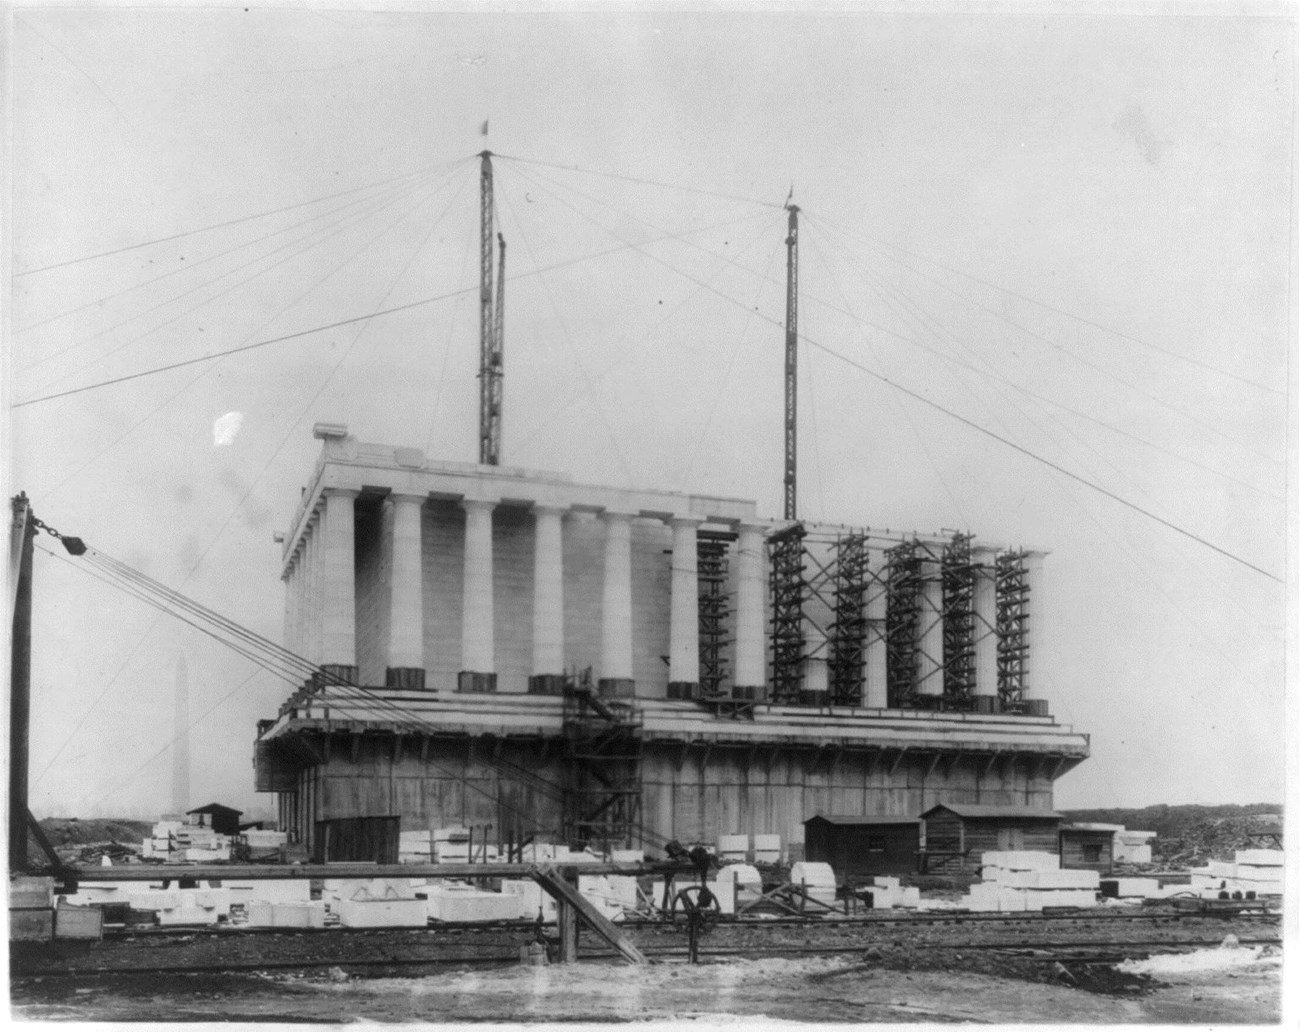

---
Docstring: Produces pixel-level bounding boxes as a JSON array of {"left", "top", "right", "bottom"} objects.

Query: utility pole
[
  {"left": 783, "top": 199, "right": 800, "bottom": 521},
  {"left": 9, "top": 493, "right": 35, "bottom": 872},
  {"left": 478, "top": 150, "right": 503, "bottom": 466}
]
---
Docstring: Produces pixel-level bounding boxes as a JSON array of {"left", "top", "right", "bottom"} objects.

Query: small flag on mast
[{"left": 480, "top": 119, "right": 489, "bottom": 137}]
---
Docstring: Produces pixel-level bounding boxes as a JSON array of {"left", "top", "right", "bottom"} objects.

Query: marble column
[
  {"left": 1022, "top": 551, "right": 1048, "bottom": 715},
  {"left": 864, "top": 564, "right": 889, "bottom": 708},
  {"left": 972, "top": 545, "right": 1000, "bottom": 712},
  {"left": 459, "top": 498, "right": 497, "bottom": 692},
  {"left": 733, "top": 521, "right": 768, "bottom": 700},
  {"left": 667, "top": 515, "right": 703, "bottom": 695},
  {"left": 386, "top": 493, "right": 426, "bottom": 689},
  {"left": 915, "top": 557, "right": 944, "bottom": 701},
  {"left": 319, "top": 488, "right": 358, "bottom": 682},
  {"left": 599, "top": 510, "right": 635, "bottom": 697},
  {"left": 529, "top": 504, "right": 566, "bottom": 695}
]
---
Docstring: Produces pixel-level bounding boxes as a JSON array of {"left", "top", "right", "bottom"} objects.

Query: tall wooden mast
[{"left": 783, "top": 199, "right": 800, "bottom": 521}]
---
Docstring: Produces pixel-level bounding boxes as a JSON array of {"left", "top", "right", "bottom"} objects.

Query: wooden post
[
  {"left": 557, "top": 865, "right": 579, "bottom": 962},
  {"left": 9, "top": 496, "right": 35, "bottom": 873}
]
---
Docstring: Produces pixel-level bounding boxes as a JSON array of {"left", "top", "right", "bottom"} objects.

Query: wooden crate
[
  {"left": 9, "top": 908, "right": 54, "bottom": 941},
  {"left": 9, "top": 876, "right": 54, "bottom": 910},
  {"left": 55, "top": 903, "right": 104, "bottom": 940}
]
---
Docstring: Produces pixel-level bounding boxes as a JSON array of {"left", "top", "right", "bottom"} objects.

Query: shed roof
[
  {"left": 805, "top": 813, "right": 921, "bottom": 827},
  {"left": 920, "top": 804, "right": 1062, "bottom": 821},
  {"left": 187, "top": 803, "right": 244, "bottom": 816}
]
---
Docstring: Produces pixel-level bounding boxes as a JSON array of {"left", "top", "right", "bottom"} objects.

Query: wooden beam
[
  {"left": 349, "top": 733, "right": 360, "bottom": 764},
  {"left": 827, "top": 746, "right": 843, "bottom": 776},
  {"left": 674, "top": 740, "right": 691, "bottom": 774},
  {"left": 888, "top": 746, "right": 908, "bottom": 777},
  {"left": 321, "top": 734, "right": 331, "bottom": 764},
  {"left": 392, "top": 734, "right": 402, "bottom": 764},
  {"left": 419, "top": 736, "right": 429, "bottom": 763},
  {"left": 1049, "top": 755, "right": 1066, "bottom": 780},
  {"left": 944, "top": 752, "right": 960, "bottom": 778},
  {"left": 982, "top": 751, "right": 1000, "bottom": 778},
  {"left": 923, "top": 751, "right": 941, "bottom": 781}
]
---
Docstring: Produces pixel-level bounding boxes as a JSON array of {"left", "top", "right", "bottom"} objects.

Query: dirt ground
[{"left": 10, "top": 950, "right": 1281, "bottom": 1025}]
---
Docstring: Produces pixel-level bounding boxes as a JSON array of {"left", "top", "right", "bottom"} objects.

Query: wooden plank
[{"left": 528, "top": 865, "right": 648, "bottom": 964}]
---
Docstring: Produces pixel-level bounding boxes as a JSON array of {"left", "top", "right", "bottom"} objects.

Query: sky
[{"left": 3, "top": 2, "right": 1294, "bottom": 820}]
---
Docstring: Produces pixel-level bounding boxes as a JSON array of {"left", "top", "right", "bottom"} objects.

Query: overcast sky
[{"left": 4, "top": 2, "right": 1294, "bottom": 820}]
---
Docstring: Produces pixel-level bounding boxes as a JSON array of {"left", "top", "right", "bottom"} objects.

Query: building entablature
[{"left": 258, "top": 689, "right": 1090, "bottom": 760}]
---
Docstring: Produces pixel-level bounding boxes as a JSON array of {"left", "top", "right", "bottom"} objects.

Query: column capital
[
  {"left": 321, "top": 487, "right": 360, "bottom": 500},
  {"left": 388, "top": 491, "right": 427, "bottom": 506},
  {"left": 461, "top": 496, "right": 498, "bottom": 514},
  {"left": 668, "top": 513, "right": 706, "bottom": 530},
  {"left": 736, "top": 519, "right": 769, "bottom": 536},
  {"left": 531, "top": 502, "right": 568, "bottom": 518},
  {"left": 601, "top": 508, "right": 637, "bottom": 522}
]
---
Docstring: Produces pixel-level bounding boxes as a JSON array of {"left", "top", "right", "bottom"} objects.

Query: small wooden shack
[
  {"left": 919, "top": 803, "right": 1063, "bottom": 872},
  {"left": 1059, "top": 824, "right": 1117, "bottom": 874},
  {"left": 803, "top": 814, "right": 921, "bottom": 882},
  {"left": 186, "top": 803, "right": 243, "bottom": 837}
]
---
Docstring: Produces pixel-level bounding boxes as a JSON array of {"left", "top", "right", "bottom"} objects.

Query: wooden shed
[
  {"left": 1059, "top": 824, "right": 1117, "bottom": 874},
  {"left": 919, "top": 804, "right": 1063, "bottom": 872},
  {"left": 803, "top": 814, "right": 921, "bottom": 882},
  {"left": 186, "top": 803, "right": 243, "bottom": 837}
]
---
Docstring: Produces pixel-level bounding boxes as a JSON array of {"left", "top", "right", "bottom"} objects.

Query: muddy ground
[{"left": 10, "top": 951, "right": 1282, "bottom": 1024}]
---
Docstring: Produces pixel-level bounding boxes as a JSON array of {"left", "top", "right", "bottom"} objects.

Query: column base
[
  {"left": 528, "top": 674, "right": 566, "bottom": 696},
  {"left": 732, "top": 685, "right": 768, "bottom": 702},
  {"left": 1022, "top": 698, "right": 1050, "bottom": 717},
  {"left": 798, "top": 688, "right": 831, "bottom": 707},
  {"left": 458, "top": 671, "right": 498, "bottom": 693},
  {"left": 597, "top": 677, "right": 636, "bottom": 699},
  {"left": 319, "top": 664, "right": 358, "bottom": 685},
  {"left": 385, "top": 667, "right": 426, "bottom": 690},
  {"left": 911, "top": 694, "right": 943, "bottom": 711},
  {"left": 971, "top": 694, "right": 998, "bottom": 713},
  {"left": 667, "top": 681, "right": 699, "bottom": 701}
]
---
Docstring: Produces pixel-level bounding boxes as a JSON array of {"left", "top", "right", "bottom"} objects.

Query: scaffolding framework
[
  {"left": 768, "top": 523, "right": 807, "bottom": 704},
  {"left": 829, "top": 534, "right": 868, "bottom": 706},
  {"left": 562, "top": 669, "right": 644, "bottom": 850},
  {"left": 941, "top": 533, "right": 977, "bottom": 704},
  {"left": 995, "top": 551, "right": 1029, "bottom": 710},
  {"left": 697, "top": 535, "right": 732, "bottom": 699},
  {"left": 885, "top": 540, "right": 922, "bottom": 708}
]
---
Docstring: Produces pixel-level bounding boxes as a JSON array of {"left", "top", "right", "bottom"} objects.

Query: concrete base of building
[
  {"left": 527, "top": 674, "right": 566, "bottom": 696},
  {"left": 667, "top": 681, "right": 700, "bottom": 701},
  {"left": 799, "top": 689, "right": 831, "bottom": 707},
  {"left": 319, "top": 664, "right": 359, "bottom": 685},
  {"left": 385, "top": 667, "right": 426, "bottom": 690},
  {"left": 598, "top": 677, "right": 636, "bottom": 699},
  {"left": 457, "top": 671, "right": 498, "bottom": 693}
]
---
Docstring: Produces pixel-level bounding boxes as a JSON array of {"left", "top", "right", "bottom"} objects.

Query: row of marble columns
[{"left": 283, "top": 489, "right": 770, "bottom": 696}]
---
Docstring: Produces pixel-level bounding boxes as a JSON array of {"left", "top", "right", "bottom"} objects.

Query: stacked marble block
[
  {"left": 962, "top": 851, "right": 1099, "bottom": 912},
  {"left": 400, "top": 830, "right": 432, "bottom": 864},
  {"left": 323, "top": 877, "right": 426, "bottom": 928},
  {"left": 1189, "top": 849, "right": 1284, "bottom": 898},
  {"left": 864, "top": 876, "right": 921, "bottom": 910},
  {"left": 231, "top": 879, "right": 325, "bottom": 928}
]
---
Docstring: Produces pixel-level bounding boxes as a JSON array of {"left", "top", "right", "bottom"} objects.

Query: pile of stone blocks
[
  {"left": 332, "top": 878, "right": 426, "bottom": 928},
  {"left": 717, "top": 835, "right": 749, "bottom": 862},
  {"left": 241, "top": 829, "right": 288, "bottom": 860},
  {"left": 753, "top": 834, "right": 782, "bottom": 864},
  {"left": 424, "top": 883, "right": 523, "bottom": 922},
  {"left": 863, "top": 876, "right": 920, "bottom": 910},
  {"left": 501, "top": 878, "right": 558, "bottom": 921},
  {"left": 399, "top": 830, "right": 432, "bottom": 864},
  {"left": 1189, "top": 849, "right": 1283, "bottom": 898},
  {"left": 717, "top": 864, "right": 763, "bottom": 908},
  {"left": 1099, "top": 877, "right": 1162, "bottom": 899},
  {"left": 961, "top": 852, "right": 1098, "bottom": 912},
  {"left": 246, "top": 901, "right": 326, "bottom": 928},
  {"left": 432, "top": 827, "right": 470, "bottom": 863}
]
